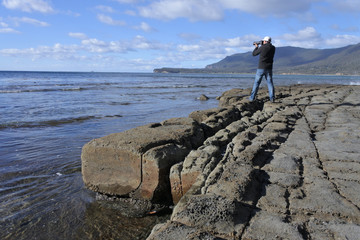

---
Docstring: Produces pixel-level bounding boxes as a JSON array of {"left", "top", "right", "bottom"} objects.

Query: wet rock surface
[{"left": 147, "top": 85, "right": 360, "bottom": 239}]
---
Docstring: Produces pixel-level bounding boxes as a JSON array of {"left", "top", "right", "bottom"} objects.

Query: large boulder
[{"left": 81, "top": 117, "right": 204, "bottom": 203}]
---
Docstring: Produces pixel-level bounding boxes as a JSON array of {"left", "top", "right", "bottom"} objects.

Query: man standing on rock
[{"left": 249, "top": 36, "right": 276, "bottom": 102}]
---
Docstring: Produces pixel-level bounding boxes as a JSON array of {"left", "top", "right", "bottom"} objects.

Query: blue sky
[{"left": 0, "top": 0, "right": 359, "bottom": 72}]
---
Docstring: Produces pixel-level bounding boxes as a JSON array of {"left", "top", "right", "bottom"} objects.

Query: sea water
[{"left": 1, "top": 71, "right": 359, "bottom": 239}]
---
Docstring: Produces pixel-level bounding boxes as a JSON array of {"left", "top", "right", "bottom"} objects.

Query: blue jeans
[{"left": 249, "top": 68, "right": 275, "bottom": 101}]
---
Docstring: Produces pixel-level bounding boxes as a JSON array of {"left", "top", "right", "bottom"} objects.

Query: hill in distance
[{"left": 154, "top": 43, "right": 360, "bottom": 75}]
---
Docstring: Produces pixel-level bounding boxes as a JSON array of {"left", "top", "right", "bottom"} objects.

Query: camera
[{"left": 253, "top": 41, "right": 262, "bottom": 45}]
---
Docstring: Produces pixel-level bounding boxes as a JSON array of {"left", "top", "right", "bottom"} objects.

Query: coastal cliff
[{"left": 81, "top": 84, "right": 360, "bottom": 239}]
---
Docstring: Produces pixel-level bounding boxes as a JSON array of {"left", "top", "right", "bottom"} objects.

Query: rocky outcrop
[
  {"left": 147, "top": 85, "right": 360, "bottom": 239},
  {"left": 81, "top": 117, "right": 204, "bottom": 203},
  {"left": 81, "top": 84, "right": 360, "bottom": 239},
  {"left": 82, "top": 100, "right": 249, "bottom": 204}
]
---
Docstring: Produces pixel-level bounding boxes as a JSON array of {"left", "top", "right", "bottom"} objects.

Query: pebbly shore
[{"left": 82, "top": 84, "right": 360, "bottom": 239}]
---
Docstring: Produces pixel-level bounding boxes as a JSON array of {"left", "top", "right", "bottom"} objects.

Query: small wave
[
  {"left": 0, "top": 89, "right": 57, "bottom": 93},
  {"left": 62, "top": 87, "right": 86, "bottom": 91},
  {"left": 40, "top": 116, "right": 100, "bottom": 126},
  {"left": 132, "top": 84, "right": 208, "bottom": 89},
  {"left": 350, "top": 81, "right": 360, "bottom": 85},
  {"left": 0, "top": 87, "right": 87, "bottom": 94},
  {"left": 104, "top": 114, "right": 123, "bottom": 118},
  {"left": 108, "top": 102, "right": 131, "bottom": 106},
  {"left": 1, "top": 114, "right": 123, "bottom": 129},
  {"left": 1, "top": 116, "right": 98, "bottom": 129},
  {"left": 172, "top": 84, "right": 208, "bottom": 88},
  {"left": 0, "top": 90, "right": 23, "bottom": 93}
]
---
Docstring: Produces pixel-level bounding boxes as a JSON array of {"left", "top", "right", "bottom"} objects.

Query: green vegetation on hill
[{"left": 154, "top": 43, "right": 360, "bottom": 75}]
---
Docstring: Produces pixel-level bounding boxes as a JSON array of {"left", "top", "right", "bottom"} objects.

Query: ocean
[{"left": 1, "top": 71, "right": 359, "bottom": 239}]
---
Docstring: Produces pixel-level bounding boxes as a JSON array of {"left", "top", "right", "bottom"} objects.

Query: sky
[{"left": 0, "top": 0, "right": 359, "bottom": 72}]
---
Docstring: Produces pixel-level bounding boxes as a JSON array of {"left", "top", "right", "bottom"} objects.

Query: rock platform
[{"left": 81, "top": 84, "right": 360, "bottom": 239}]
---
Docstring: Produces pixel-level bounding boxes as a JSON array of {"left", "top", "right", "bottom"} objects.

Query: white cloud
[
  {"left": 114, "top": 0, "right": 139, "bottom": 3},
  {"left": 331, "top": 24, "right": 359, "bottom": 32},
  {"left": 0, "top": 19, "right": 8, "bottom": 27},
  {"left": 0, "top": 35, "right": 168, "bottom": 61},
  {"left": 0, "top": 27, "right": 20, "bottom": 33},
  {"left": 81, "top": 38, "right": 109, "bottom": 53},
  {"left": 69, "top": 32, "right": 88, "bottom": 40},
  {"left": 125, "top": 10, "right": 136, "bottom": 16},
  {"left": 325, "top": 35, "right": 360, "bottom": 48},
  {"left": 138, "top": 0, "right": 314, "bottom": 21},
  {"left": 80, "top": 35, "right": 166, "bottom": 54},
  {"left": 138, "top": 0, "right": 223, "bottom": 21},
  {"left": 282, "top": 27, "right": 321, "bottom": 41},
  {"left": 132, "top": 35, "right": 165, "bottom": 50},
  {"left": 219, "top": 0, "right": 313, "bottom": 16},
  {"left": 175, "top": 34, "right": 259, "bottom": 62},
  {"left": 97, "top": 14, "right": 126, "bottom": 26},
  {"left": 0, "top": 43, "right": 78, "bottom": 61},
  {"left": 134, "top": 22, "right": 155, "bottom": 32},
  {"left": 95, "top": 5, "right": 115, "bottom": 13},
  {"left": 276, "top": 26, "right": 360, "bottom": 49},
  {"left": 62, "top": 10, "right": 81, "bottom": 17},
  {"left": 0, "top": 17, "right": 19, "bottom": 33},
  {"left": 177, "top": 44, "right": 200, "bottom": 52},
  {"left": 280, "top": 27, "right": 323, "bottom": 48},
  {"left": 2, "top": 0, "right": 54, "bottom": 13},
  {"left": 6, "top": 34, "right": 249, "bottom": 67},
  {"left": 178, "top": 33, "right": 201, "bottom": 41},
  {"left": 10, "top": 17, "right": 50, "bottom": 27}
]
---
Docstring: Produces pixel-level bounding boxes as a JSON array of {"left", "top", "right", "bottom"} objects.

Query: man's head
[{"left": 262, "top": 36, "right": 271, "bottom": 43}]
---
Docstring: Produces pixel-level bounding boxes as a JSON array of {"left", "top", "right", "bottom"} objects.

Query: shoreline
[
  {"left": 81, "top": 84, "right": 360, "bottom": 239},
  {"left": 1, "top": 70, "right": 360, "bottom": 77}
]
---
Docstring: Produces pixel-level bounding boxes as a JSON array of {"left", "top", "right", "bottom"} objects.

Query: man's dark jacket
[{"left": 252, "top": 43, "right": 275, "bottom": 69}]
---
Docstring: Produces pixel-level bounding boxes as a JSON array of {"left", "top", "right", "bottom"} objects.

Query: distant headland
[{"left": 154, "top": 43, "right": 360, "bottom": 75}]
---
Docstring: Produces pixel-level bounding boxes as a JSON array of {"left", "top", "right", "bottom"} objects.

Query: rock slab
[
  {"left": 81, "top": 84, "right": 360, "bottom": 239},
  {"left": 147, "top": 85, "right": 360, "bottom": 239},
  {"left": 81, "top": 117, "right": 204, "bottom": 202}
]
